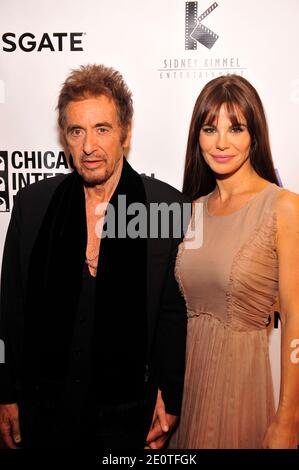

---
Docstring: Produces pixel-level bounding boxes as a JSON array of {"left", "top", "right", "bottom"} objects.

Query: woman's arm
[{"left": 263, "top": 190, "right": 299, "bottom": 448}]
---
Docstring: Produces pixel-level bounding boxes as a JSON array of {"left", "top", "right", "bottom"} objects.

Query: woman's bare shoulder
[{"left": 276, "top": 188, "right": 299, "bottom": 219}]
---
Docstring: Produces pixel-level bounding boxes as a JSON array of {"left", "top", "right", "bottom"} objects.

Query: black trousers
[{"left": 19, "top": 396, "right": 149, "bottom": 450}]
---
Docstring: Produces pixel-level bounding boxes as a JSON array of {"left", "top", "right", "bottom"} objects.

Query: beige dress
[{"left": 170, "top": 183, "right": 281, "bottom": 449}]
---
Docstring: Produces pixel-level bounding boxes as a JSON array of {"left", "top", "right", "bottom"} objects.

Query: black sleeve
[
  {"left": 0, "top": 192, "right": 24, "bottom": 403},
  {"left": 156, "top": 237, "right": 187, "bottom": 416}
]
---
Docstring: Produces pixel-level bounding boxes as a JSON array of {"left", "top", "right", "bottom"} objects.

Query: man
[{"left": 0, "top": 64, "right": 188, "bottom": 450}]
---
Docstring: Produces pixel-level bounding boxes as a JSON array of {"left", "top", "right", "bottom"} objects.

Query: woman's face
[{"left": 199, "top": 104, "right": 252, "bottom": 177}]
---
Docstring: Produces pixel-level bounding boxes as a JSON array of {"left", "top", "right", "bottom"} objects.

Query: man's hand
[
  {"left": 145, "top": 389, "right": 178, "bottom": 449},
  {"left": 0, "top": 403, "right": 21, "bottom": 449}
]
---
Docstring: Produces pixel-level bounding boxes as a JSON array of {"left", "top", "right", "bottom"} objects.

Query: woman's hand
[{"left": 262, "top": 418, "right": 298, "bottom": 449}]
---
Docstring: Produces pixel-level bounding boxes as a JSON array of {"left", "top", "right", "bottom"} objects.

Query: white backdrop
[{"left": 1, "top": 0, "right": 299, "bottom": 407}]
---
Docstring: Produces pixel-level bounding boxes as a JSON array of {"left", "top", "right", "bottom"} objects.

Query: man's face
[{"left": 64, "top": 95, "right": 131, "bottom": 185}]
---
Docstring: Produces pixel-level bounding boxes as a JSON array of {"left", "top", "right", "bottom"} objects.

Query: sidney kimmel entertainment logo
[
  {"left": 158, "top": 0, "right": 246, "bottom": 80},
  {"left": 185, "top": 1, "right": 219, "bottom": 50}
]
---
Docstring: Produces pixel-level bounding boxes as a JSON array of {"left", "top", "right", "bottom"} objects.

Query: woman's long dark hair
[{"left": 183, "top": 75, "right": 279, "bottom": 200}]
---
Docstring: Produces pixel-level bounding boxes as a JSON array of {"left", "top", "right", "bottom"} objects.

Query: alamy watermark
[
  {"left": 93, "top": 197, "right": 203, "bottom": 250},
  {"left": 0, "top": 339, "right": 4, "bottom": 363},
  {"left": 290, "top": 339, "right": 299, "bottom": 364}
]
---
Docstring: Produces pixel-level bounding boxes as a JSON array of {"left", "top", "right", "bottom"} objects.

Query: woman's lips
[{"left": 211, "top": 155, "right": 235, "bottom": 163}]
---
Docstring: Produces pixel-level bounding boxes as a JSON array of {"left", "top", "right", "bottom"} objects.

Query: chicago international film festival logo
[
  {"left": 185, "top": 1, "right": 219, "bottom": 50},
  {"left": 0, "top": 151, "right": 9, "bottom": 212}
]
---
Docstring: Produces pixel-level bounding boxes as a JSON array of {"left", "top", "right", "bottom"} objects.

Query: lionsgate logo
[
  {"left": 185, "top": 1, "right": 219, "bottom": 50},
  {"left": 1, "top": 32, "right": 85, "bottom": 52}
]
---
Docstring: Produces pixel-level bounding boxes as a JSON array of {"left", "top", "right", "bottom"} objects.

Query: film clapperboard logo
[
  {"left": 0, "top": 151, "right": 10, "bottom": 212},
  {"left": 185, "top": 2, "right": 219, "bottom": 50}
]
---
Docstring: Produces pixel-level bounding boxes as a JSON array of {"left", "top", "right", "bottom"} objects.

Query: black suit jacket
[{"left": 0, "top": 163, "right": 189, "bottom": 417}]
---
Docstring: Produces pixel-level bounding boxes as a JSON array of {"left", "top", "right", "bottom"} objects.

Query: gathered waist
[{"left": 187, "top": 309, "right": 270, "bottom": 333}]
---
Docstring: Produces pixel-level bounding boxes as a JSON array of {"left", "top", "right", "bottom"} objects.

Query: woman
[{"left": 170, "top": 75, "right": 299, "bottom": 448}]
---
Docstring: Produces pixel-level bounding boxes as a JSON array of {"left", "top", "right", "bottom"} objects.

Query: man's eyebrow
[
  {"left": 66, "top": 122, "right": 113, "bottom": 133},
  {"left": 94, "top": 122, "right": 113, "bottom": 129},
  {"left": 66, "top": 124, "right": 84, "bottom": 133}
]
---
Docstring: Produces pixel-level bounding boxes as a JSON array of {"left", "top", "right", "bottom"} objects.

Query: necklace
[
  {"left": 85, "top": 251, "right": 99, "bottom": 274},
  {"left": 85, "top": 258, "right": 98, "bottom": 274},
  {"left": 85, "top": 252, "right": 99, "bottom": 262}
]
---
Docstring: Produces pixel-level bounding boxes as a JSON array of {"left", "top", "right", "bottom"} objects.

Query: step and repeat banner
[{"left": 1, "top": 0, "right": 299, "bottom": 407}]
